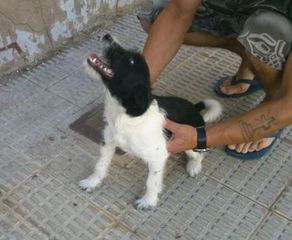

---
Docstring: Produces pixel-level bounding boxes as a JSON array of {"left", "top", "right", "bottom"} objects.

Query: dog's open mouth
[{"left": 87, "top": 53, "right": 114, "bottom": 79}]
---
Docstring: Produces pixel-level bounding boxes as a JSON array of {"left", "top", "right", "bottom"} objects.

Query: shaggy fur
[{"left": 79, "top": 34, "right": 222, "bottom": 210}]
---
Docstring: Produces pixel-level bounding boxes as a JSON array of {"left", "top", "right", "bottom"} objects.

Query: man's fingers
[
  {"left": 164, "top": 119, "right": 179, "bottom": 132},
  {"left": 166, "top": 140, "right": 179, "bottom": 155}
]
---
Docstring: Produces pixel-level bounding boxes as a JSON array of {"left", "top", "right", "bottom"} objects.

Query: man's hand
[{"left": 164, "top": 119, "right": 197, "bottom": 155}]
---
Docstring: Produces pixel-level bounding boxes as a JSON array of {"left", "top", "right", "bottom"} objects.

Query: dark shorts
[{"left": 138, "top": 1, "right": 292, "bottom": 70}]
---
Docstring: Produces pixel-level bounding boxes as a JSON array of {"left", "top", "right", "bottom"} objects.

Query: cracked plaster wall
[{"left": 0, "top": 0, "right": 137, "bottom": 75}]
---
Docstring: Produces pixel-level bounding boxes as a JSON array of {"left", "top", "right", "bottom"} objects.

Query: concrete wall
[{"left": 0, "top": 0, "right": 139, "bottom": 75}]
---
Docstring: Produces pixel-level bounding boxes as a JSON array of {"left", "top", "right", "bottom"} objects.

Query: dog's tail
[{"left": 195, "top": 99, "right": 223, "bottom": 123}]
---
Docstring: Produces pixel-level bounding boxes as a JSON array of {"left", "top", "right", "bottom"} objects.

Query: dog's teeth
[
  {"left": 93, "top": 58, "right": 97, "bottom": 63},
  {"left": 105, "top": 68, "right": 111, "bottom": 74}
]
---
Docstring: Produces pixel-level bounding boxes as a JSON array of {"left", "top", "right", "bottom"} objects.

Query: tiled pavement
[{"left": 0, "top": 13, "right": 291, "bottom": 240}]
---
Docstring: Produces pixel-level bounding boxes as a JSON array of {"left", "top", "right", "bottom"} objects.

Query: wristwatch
[{"left": 194, "top": 126, "right": 208, "bottom": 152}]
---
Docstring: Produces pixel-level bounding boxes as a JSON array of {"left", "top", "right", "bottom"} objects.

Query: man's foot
[
  {"left": 225, "top": 130, "right": 283, "bottom": 160},
  {"left": 227, "top": 137, "right": 275, "bottom": 154},
  {"left": 215, "top": 56, "right": 259, "bottom": 97},
  {"left": 220, "top": 76, "right": 253, "bottom": 95},
  {"left": 214, "top": 76, "right": 262, "bottom": 98}
]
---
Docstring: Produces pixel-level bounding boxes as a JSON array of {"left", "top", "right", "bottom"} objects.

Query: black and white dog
[{"left": 79, "top": 34, "right": 222, "bottom": 209}]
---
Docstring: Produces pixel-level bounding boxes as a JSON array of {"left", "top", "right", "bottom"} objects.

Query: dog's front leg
[
  {"left": 79, "top": 126, "right": 116, "bottom": 192},
  {"left": 135, "top": 156, "right": 167, "bottom": 210},
  {"left": 185, "top": 150, "right": 204, "bottom": 177}
]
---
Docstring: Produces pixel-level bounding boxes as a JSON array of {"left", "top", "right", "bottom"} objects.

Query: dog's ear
[{"left": 125, "top": 84, "right": 151, "bottom": 117}]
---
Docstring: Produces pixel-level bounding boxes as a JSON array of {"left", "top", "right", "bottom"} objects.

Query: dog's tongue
[
  {"left": 88, "top": 53, "right": 98, "bottom": 64},
  {"left": 89, "top": 53, "right": 97, "bottom": 60}
]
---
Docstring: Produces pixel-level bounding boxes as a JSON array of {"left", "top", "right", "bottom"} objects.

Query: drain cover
[{"left": 70, "top": 104, "right": 105, "bottom": 144}]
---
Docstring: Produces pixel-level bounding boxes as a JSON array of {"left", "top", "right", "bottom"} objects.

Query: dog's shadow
[{"left": 70, "top": 104, "right": 124, "bottom": 155}]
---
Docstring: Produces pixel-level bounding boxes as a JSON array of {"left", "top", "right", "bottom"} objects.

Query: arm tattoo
[{"left": 239, "top": 111, "right": 276, "bottom": 142}]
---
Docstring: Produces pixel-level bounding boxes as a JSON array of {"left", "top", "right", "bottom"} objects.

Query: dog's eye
[{"left": 130, "top": 58, "right": 135, "bottom": 65}]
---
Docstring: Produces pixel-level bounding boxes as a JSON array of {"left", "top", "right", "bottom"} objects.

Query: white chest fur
[{"left": 103, "top": 92, "right": 168, "bottom": 159}]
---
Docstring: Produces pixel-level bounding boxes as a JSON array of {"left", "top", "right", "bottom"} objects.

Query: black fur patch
[
  {"left": 103, "top": 42, "right": 151, "bottom": 116},
  {"left": 94, "top": 39, "right": 206, "bottom": 130}
]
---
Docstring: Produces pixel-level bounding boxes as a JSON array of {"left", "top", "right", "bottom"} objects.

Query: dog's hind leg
[
  {"left": 79, "top": 126, "right": 116, "bottom": 192},
  {"left": 185, "top": 150, "right": 204, "bottom": 177},
  {"left": 135, "top": 155, "right": 168, "bottom": 210}
]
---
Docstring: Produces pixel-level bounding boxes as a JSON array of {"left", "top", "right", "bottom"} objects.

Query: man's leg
[
  {"left": 139, "top": 14, "right": 255, "bottom": 95},
  {"left": 140, "top": 0, "right": 205, "bottom": 83},
  {"left": 184, "top": 32, "right": 256, "bottom": 95},
  {"left": 227, "top": 10, "right": 292, "bottom": 154}
]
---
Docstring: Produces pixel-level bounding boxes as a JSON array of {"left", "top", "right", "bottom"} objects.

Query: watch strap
[{"left": 195, "top": 126, "right": 208, "bottom": 152}]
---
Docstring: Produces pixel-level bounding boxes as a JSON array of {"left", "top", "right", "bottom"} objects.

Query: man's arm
[
  {"left": 166, "top": 53, "right": 292, "bottom": 154},
  {"left": 143, "top": 0, "right": 202, "bottom": 84}
]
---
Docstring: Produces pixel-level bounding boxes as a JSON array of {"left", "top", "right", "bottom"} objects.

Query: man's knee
[
  {"left": 137, "top": 0, "right": 201, "bottom": 26},
  {"left": 171, "top": 0, "right": 202, "bottom": 15},
  {"left": 137, "top": 0, "right": 168, "bottom": 25},
  {"left": 238, "top": 10, "right": 292, "bottom": 71}
]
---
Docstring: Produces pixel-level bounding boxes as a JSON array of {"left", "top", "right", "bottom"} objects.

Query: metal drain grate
[{"left": 70, "top": 104, "right": 105, "bottom": 144}]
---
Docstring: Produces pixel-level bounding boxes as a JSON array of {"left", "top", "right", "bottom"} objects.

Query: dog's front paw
[
  {"left": 79, "top": 175, "right": 101, "bottom": 192},
  {"left": 134, "top": 196, "right": 157, "bottom": 210},
  {"left": 186, "top": 160, "right": 202, "bottom": 177}
]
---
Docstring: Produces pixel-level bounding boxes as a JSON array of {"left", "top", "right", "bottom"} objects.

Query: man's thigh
[
  {"left": 138, "top": 0, "right": 244, "bottom": 37},
  {"left": 237, "top": 10, "right": 292, "bottom": 71},
  {"left": 138, "top": 1, "right": 292, "bottom": 69}
]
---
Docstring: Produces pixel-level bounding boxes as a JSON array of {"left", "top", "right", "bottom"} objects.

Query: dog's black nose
[{"left": 103, "top": 34, "right": 113, "bottom": 43}]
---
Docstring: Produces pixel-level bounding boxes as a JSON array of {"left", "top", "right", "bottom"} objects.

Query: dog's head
[{"left": 86, "top": 34, "right": 151, "bottom": 117}]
